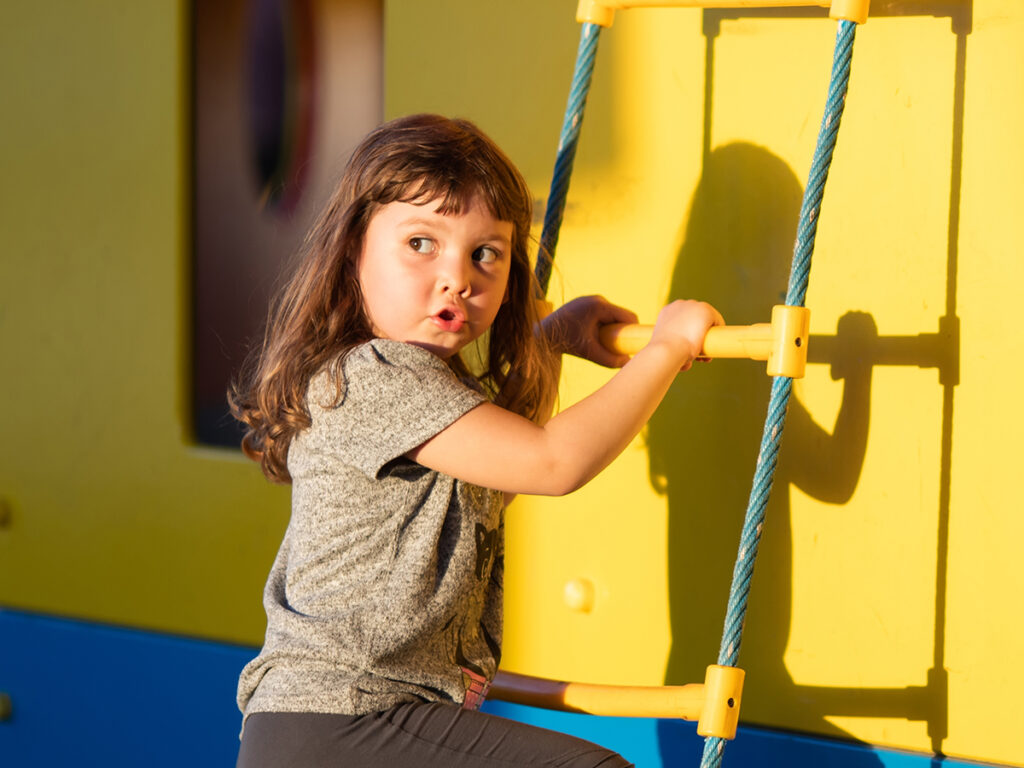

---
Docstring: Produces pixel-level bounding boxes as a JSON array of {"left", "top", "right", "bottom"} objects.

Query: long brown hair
[{"left": 229, "top": 114, "right": 558, "bottom": 483}]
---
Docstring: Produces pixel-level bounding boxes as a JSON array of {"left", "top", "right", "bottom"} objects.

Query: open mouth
[{"left": 434, "top": 307, "right": 465, "bottom": 333}]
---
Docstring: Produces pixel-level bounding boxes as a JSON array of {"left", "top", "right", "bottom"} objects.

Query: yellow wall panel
[
  {"left": 0, "top": 2, "right": 291, "bottom": 644},
  {"left": 386, "top": 1, "right": 1021, "bottom": 764}
]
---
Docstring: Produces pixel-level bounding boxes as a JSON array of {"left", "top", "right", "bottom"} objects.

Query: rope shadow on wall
[{"left": 650, "top": 2, "right": 968, "bottom": 762}]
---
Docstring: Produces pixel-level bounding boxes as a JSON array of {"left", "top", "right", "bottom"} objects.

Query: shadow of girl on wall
[{"left": 647, "top": 142, "right": 879, "bottom": 763}]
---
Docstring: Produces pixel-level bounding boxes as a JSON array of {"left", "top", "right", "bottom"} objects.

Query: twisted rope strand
[
  {"left": 535, "top": 23, "right": 602, "bottom": 295},
  {"left": 700, "top": 20, "right": 857, "bottom": 768},
  {"left": 787, "top": 20, "right": 856, "bottom": 307}
]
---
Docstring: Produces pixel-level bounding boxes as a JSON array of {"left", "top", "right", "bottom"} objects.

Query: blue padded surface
[
  {"left": 0, "top": 609, "right": 1001, "bottom": 767},
  {"left": 0, "top": 608, "right": 254, "bottom": 767}
]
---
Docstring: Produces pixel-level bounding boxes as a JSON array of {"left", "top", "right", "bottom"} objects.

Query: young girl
[{"left": 231, "top": 113, "right": 723, "bottom": 768}]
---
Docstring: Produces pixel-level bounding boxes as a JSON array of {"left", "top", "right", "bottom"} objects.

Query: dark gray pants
[{"left": 236, "top": 702, "right": 632, "bottom": 768}]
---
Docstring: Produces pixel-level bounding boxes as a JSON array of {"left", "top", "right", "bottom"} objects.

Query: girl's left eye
[
  {"left": 473, "top": 246, "right": 500, "bottom": 264},
  {"left": 409, "top": 237, "right": 434, "bottom": 254}
]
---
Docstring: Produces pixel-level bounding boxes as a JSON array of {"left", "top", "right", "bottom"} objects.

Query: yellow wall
[
  {"left": 2, "top": 1, "right": 1022, "bottom": 767},
  {"left": 388, "top": 1, "right": 1018, "bottom": 765}
]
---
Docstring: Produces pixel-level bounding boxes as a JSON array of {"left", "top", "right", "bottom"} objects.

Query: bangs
[
  {"left": 350, "top": 114, "right": 533, "bottom": 230},
  {"left": 391, "top": 175, "right": 522, "bottom": 226}
]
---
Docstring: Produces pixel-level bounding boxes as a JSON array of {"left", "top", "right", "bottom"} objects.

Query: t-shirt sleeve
[{"left": 309, "top": 339, "right": 487, "bottom": 478}]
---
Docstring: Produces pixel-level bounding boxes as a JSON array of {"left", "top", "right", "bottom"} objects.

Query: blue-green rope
[
  {"left": 700, "top": 19, "right": 858, "bottom": 768},
  {"left": 535, "top": 22, "right": 602, "bottom": 295}
]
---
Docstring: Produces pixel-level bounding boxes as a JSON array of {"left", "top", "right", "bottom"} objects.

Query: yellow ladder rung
[
  {"left": 599, "top": 305, "right": 810, "bottom": 378},
  {"left": 577, "top": 0, "right": 869, "bottom": 27},
  {"left": 490, "top": 665, "right": 745, "bottom": 740}
]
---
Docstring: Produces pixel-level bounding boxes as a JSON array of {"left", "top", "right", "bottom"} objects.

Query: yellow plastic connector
[
  {"left": 764, "top": 304, "right": 811, "bottom": 377},
  {"left": 697, "top": 665, "right": 745, "bottom": 739},
  {"left": 577, "top": 0, "right": 617, "bottom": 27},
  {"left": 829, "top": 0, "right": 870, "bottom": 24},
  {"left": 598, "top": 304, "right": 811, "bottom": 378}
]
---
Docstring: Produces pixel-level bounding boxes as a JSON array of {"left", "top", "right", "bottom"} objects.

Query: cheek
[
  {"left": 355, "top": 240, "right": 373, "bottom": 294},
  {"left": 485, "top": 277, "right": 512, "bottom": 325},
  {"left": 356, "top": 260, "right": 393, "bottom": 325},
  {"left": 500, "top": 264, "right": 516, "bottom": 304},
  {"left": 358, "top": 251, "right": 396, "bottom": 303},
  {"left": 355, "top": 265, "right": 376, "bottom": 313}
]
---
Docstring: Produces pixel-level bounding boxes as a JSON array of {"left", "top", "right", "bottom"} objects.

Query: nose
[{"left": 439, "top": 253, "right": 472, "bottom": 297}]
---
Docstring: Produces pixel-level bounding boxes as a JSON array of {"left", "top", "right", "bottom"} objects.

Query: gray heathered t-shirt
[{"left": 237, "top": 339, "right": 504, "bottom": 719}]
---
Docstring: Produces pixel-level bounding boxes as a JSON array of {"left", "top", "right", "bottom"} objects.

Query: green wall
[{"left": 0, "top": 2, "right": 289, "bottom": 645}]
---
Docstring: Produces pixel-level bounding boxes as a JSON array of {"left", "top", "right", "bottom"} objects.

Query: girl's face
[{"left": 357, "top": 196, "right": 513, "bottom": 359}]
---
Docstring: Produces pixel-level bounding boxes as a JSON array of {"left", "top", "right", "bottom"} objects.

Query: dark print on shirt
[
  {"left": 474, "top": 523, "right": 497, "bottom": 579},
  {"left": 438, "top": 614, "right": 489, "bottom": 708},
  {"left": 443, "top": 614, "right": 485, "bottom": 677},
  {"left": 442, "top": 613, "right": 492, "bottom": 709}
]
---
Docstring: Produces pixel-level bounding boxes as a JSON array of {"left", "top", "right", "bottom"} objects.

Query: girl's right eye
[{"left": 409, "top": 237, "right": 434, "bottom": 254}]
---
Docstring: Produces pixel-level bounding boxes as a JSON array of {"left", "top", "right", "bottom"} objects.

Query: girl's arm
[
  {"left": 409, "top": 299, "right": 723, "bottom": 496},
  {"left": 502, "top": 295, "right": 636, "bottom": 505}
]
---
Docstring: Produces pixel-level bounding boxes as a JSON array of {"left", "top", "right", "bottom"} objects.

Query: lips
[{"left": 433, "top": 305, "right": 466, "bottom": 333}]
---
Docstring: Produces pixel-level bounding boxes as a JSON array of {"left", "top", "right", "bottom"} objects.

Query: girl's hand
[
  {"left": 543, "top": 295, "right": 638, "bottom": 368},
  {"left": 649, "top": 299, "right": 725, "bottom": 371}
]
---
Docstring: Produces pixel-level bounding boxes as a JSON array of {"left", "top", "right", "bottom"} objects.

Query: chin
[{"left": 405, "top": 339, "right": 460, "bottom": 359}]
